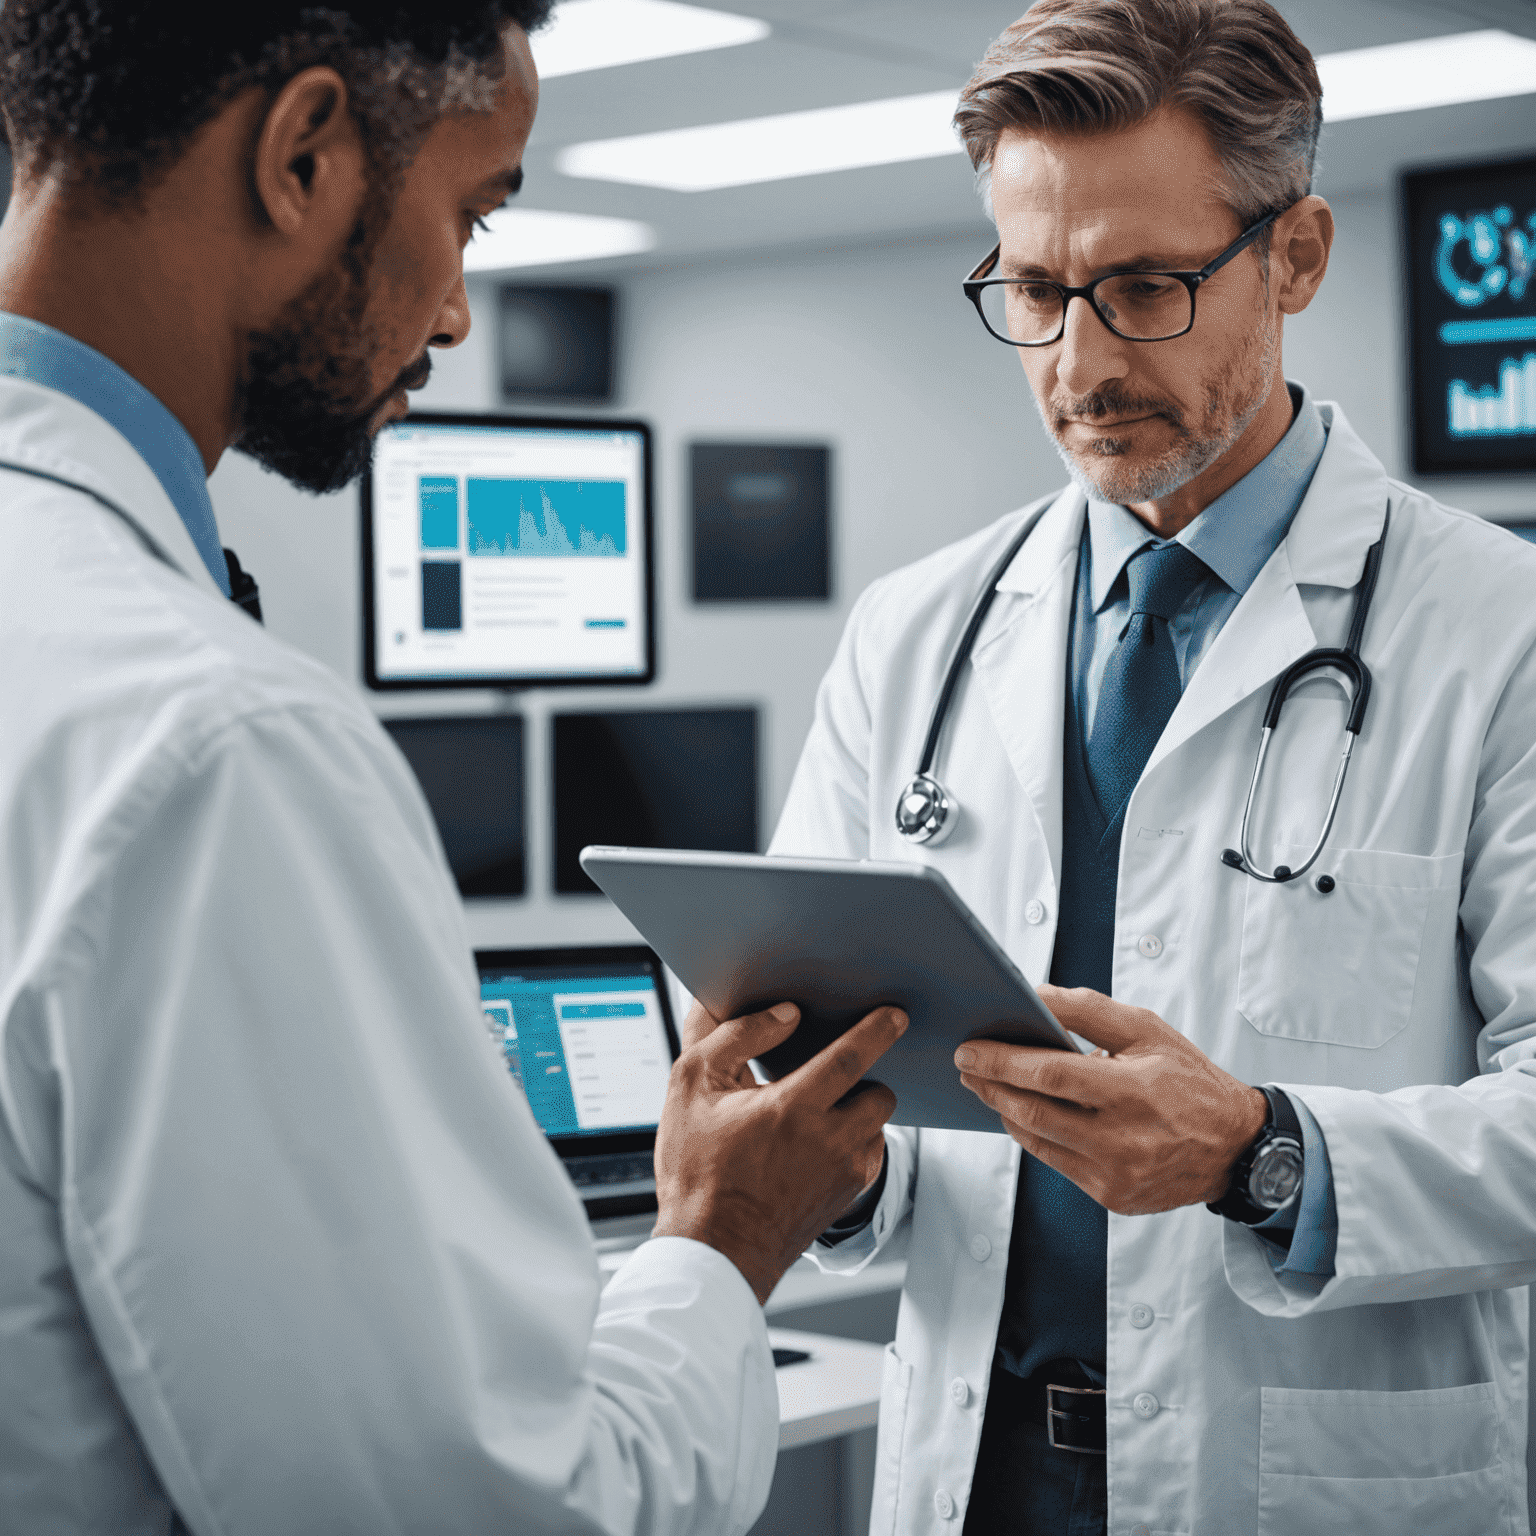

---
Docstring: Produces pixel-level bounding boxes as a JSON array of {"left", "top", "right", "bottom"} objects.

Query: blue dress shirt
[
  {"left": 0, "top": 312, "right": 229, "bottom": 595},
  {"left": 1070, "top": 381, "right": 1337, "bottom": 1282}
]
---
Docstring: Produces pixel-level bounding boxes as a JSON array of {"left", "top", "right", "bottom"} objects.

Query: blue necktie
[{"left": 1085, "top": 541, "right": 1209, "bottom": 819}]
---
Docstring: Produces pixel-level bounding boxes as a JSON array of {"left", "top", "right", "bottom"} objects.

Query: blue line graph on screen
[{"left": 467, "top": 478, "right": 627, "bottom": 558}]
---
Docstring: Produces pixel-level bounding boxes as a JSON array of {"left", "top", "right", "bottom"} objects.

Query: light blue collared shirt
[
  {"left": 0, "top": 312, "right": 229, "bottom": 595},
  {"left": 1070, "top": 381, "right": 1337, "bottom": 1281}
]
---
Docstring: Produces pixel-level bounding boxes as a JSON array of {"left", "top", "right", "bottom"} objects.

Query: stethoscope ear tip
[{"left": 1220, "top": 848, "right": 1245, "bottom": 870}]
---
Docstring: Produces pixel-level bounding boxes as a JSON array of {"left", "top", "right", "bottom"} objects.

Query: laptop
[{"left": 476, "top": 944, "right": 680, "bottom": 1220}]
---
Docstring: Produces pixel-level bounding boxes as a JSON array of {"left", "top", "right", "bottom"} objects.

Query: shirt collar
[
  {"left": 0, "top": 313, "right": 229, "bottom": 595},
  {"left": 1087, "top": 381, "right": 1328, "bottom": 612}
]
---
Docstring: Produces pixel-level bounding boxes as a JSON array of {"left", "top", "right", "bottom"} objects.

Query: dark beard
[{"left": 232, "top": 213, "right": 429, "bottom": 494}]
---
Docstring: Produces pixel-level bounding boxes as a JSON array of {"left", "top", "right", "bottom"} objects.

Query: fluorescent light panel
[
  {"left": 531, "top": 0, "right": 768, "bottom": 80},
  {"left": 557, "top": 90, "right": 963, "bottom": 192},
  {"left": 1318, "top": 30, "right": 1536, "bottom": 121},
  {"left": 463, "top": 208, "right": 656, "bottom": 271}
]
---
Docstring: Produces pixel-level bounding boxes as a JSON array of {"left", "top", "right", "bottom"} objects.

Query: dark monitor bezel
[
  {"left": 1400, "top": 152, "right": 1536, "bottom": 478},
  {"left": 474, "top": 943, "right": 680, "bottom": 1159},
  {"left": 361, "top": 410, "right": 657, "bottom": 692}
]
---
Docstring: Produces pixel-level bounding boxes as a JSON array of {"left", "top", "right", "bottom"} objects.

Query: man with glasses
[{"left": 767, "top": 1, "right": 1536, "bottom": 1533}]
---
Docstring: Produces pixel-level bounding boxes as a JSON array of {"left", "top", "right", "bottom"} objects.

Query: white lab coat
[
  {"left": 0, "top": 375, "right": 777, "bottom": 1536},
  {"left": 772, "top": 402, "right": 1536, "bottom": 1536}
]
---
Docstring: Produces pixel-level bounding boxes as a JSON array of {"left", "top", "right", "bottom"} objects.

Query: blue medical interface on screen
[{"left": 479, "top": 970, "right": 670, "bottom": 1139}]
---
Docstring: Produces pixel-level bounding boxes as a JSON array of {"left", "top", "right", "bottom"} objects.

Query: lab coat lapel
[
  {"left": 1143, "top": 402, "right": 1392, "bottom": 778},
  {"left": 970, "top": 485, "right": 1085, "bottom": 893}
]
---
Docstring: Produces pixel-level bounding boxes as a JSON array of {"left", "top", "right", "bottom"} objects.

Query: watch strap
[{"left": 1207, "top": 1085, "right": 1303, "bottom": 1226}]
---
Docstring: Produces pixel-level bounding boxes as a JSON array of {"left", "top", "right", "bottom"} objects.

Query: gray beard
[{"left": 1040, "top": 321, "right": 1279, "bottom": 507}]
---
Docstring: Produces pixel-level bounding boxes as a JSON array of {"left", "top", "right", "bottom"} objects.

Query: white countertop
[{"left": 768, "top": 1328, "right": 886, "bottom": 1450}]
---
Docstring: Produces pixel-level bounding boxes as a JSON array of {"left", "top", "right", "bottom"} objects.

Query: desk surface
[{"left": 769, "top": 1328, "right": 886, "bottom": 1450}]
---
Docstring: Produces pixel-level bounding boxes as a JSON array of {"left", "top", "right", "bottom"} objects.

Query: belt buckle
[{"left": 1046, "top": 1382, "right": 1106, "bottom": 1456}]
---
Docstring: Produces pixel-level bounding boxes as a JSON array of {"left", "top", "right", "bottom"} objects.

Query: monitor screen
[
  {"left": 362, "top": 412, "right": 654, "bottom": 690},
  {"left": 476, "top": 947, "right": 678, "bottom": 1148},
  {"left": 552, "top": 707, "right": 759, "bottom": 894},
  {"left": 1402, "top": 155, "right": 1536, "bottom": 475},
  {"left": 383, "top": 714, "right": 525, "bottom": 898}
]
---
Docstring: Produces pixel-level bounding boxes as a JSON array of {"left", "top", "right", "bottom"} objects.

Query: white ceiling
[{"left": 516, "top": 0, "right": 1536, "bottom": 278}]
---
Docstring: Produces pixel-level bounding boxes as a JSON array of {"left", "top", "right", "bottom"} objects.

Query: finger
[
  {"left": 953, "top": 1038, "right": 1108, "bottom": 1108},
  {"left": 694, "top": 1001, "right": 801, "bottom": 1078},
  {"left": 783, "top": 1006, "right": 909, "bottom": 1111},
  {"left": 681, "top": 1000, "right": 726, "bottom": 1054},
  {"left": 1008, "top": 1124, "right": 1101, "bottom": 1197},
  {"left": 959, "top": 1072, "right": 1096, "bottom": 1150},
  {"left": 1035, "top": 984, "right": 1170, "bottom": 1055},
  {"left": 833, "top": 1078, "right": 898, "bottom": 1137}
]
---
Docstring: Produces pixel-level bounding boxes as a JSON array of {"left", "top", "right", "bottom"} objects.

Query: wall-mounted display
[
  {"left": 499, "top": 285, "right": 616, "bottom": 402},
  {"left": 690, "top": 442, "right": 831, "bottom": 602},
  {"left": 1403, "top": 155, "right": 1536, "bottom": 475},
  {"left": 383, "top": 714, "right": 525, "bottom": 898},
  {"left": 552, "top": 707, "right": 759, "bottom": 894},
  {"left": 362, "top": 412, "right": 655, "bottom": 691}
]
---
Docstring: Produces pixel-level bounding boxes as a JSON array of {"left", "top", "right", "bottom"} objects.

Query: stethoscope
[{"left": 894, "top": 502, "right": 1391, "bottom": 886}]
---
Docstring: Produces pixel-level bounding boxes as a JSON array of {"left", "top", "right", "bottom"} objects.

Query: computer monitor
[
  {"left": 552, "top": 707, "right": 759, "bottom": 894},
  {"left": 475, "top": 945, "right": 679, "bottom": 1158},
  {"left": 1402, "top": 155, "right": 1536, "bottom": 475},
  {"left": 383, "top": 714, "right": 525, "bottom": 898},
  {"left": 362, "top": 412, "right": 655, "bottom": 690}
]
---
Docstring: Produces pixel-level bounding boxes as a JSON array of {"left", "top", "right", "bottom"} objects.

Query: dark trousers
[
  {"left": 962, "top": 1371, "right": 1107, "bottom": 1536},
  {"left": 962, "top": 1420, "right": 1107, "bottom": 1536}
]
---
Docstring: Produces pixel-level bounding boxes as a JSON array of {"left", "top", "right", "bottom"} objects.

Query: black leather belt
[{"left": 989, "top": 1362, "right": 1106, "bottom": 1455}]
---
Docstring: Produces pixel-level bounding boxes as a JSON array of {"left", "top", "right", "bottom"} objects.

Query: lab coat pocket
[
  {"left": 1236, "top": 848, "right": 1459, "bottom": 1048},
  {"left": 1256, "top": 1383, "right": 1509, "bottom": 1536},
  {"left": 868, "top": 1344, "right": 913, "bottom": 1536}
]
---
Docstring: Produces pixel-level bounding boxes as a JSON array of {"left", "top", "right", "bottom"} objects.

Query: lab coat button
[
  {"left": 1132, "top": 1392, "right": 1160, "bottom": 1419},
  {"left": 1137, "top": 934, "right": 1163, "bottom": 958},
  {"left": 1025, "top": 899, "right": 1046, "bottom": 924},
  {"left": 949, "top": 1377, "right": 969, "bottom": 1406},
  {"left": 934, "top": 1489, "right": 955, "bottom": 1519},
  {"left": 969, "top": 1234, "right": 992, "bottom": 1262},
  {"left": 1129, "top": 1303, "right": 1154, "bottom": 1328}
]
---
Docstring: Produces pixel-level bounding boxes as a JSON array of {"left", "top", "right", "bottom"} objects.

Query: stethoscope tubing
[{"left": 1226, "top": 503, "right": 1391, "bottom": 883}]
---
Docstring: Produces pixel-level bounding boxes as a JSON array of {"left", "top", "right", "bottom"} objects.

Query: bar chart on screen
[{"left": 467, "top": 478, "right": 627, "bottom": 558}]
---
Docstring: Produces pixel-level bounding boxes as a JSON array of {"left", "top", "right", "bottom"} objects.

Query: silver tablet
[{"left": 578, "top": 846, "right": 1080, "bottom": 1133}]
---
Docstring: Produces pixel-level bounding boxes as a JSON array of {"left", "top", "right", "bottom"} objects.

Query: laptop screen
[{"left": 476, "top": 945, "right": 679, "bottom": 1153}]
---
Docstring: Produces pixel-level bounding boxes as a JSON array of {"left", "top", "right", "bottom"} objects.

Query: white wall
[{"left": 209, "top": 188, "right": 1536, "bottom": 950}]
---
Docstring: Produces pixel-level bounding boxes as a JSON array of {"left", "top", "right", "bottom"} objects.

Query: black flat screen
[
  {"left": 384, "top": 714, "right": 525, "bottom": 898},
  {"left": 1403, "top": 155, "right": 1536, "bottom": 475},
  {"left": 552, "top": 708, "right": 759, "bottom": 894}
]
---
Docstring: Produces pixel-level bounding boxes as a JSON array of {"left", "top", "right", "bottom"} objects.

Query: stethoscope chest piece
[{"left": 895, "top": 773, "right": 956, "bottom": 845}]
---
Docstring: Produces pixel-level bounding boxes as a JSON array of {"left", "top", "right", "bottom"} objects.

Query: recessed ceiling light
[
  {"left": 556, "top": 90, "right": 963, "bottom": 192},
  {"left": 463, "top": 208, "right": 656, "bottom": 272},
  {"left": 1318, "top": 30, "right": 1536, "bottom": 121},
  {"left": 531, "top": 0, "right": 769, "bottom": 80}
]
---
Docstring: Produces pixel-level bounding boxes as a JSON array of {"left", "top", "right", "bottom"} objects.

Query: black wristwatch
[{"left": 1206, "top": 1085, "right": 1304, "bottom": 1226}]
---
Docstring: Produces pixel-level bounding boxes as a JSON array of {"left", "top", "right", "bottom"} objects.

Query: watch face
[{"left": 1248, "top": 1139, "right": 1304, "bottom": 1210}]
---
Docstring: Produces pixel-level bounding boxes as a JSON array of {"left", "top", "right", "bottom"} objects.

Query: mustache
[
  {"left": 356, "top": 351, "right": 433, "bottom": 424},
  {"left": 1051, "top": 386, "right": 1186, "bottom": 432}
]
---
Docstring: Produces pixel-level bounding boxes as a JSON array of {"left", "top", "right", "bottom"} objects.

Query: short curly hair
[{"left": 0, "top": 2, "right": 555, "bottom": 205}]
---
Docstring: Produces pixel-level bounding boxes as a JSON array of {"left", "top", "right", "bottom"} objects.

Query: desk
[{"left": 769, "top": 1328, "right": 884, "bottom": 1451}]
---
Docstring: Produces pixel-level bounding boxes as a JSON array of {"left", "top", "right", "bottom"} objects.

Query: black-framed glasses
[{"left": 962, "top": 209, "right": 1284, "bottom": 347}]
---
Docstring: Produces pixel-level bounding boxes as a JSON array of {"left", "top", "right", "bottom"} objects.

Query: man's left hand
[{"left": 954, "top": 985, "right": 1268, "bottom": 1215}]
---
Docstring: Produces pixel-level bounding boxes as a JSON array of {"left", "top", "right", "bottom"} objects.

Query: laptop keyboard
[{"left": 565, "top": 1152, "right": 656, "bottom": 1190}]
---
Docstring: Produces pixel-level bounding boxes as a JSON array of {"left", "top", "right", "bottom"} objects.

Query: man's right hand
[{"left": 652, "top": 1001, "right": 906, "bottom": 1304}]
